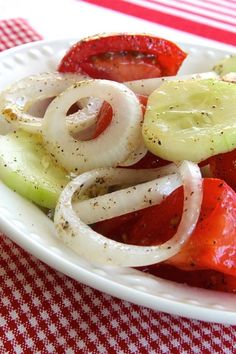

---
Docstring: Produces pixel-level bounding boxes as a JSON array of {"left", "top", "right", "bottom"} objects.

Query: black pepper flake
[{"left": 62, "top": 220, "right": 69, "bottom": 230}]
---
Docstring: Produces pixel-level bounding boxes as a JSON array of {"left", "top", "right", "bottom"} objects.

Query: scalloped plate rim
[{"left": 0, "top": 38, "right": 235, "bottom": 325}]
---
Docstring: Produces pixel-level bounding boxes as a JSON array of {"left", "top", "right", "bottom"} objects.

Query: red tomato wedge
[
  {"left": 92, "top": 94, "right": 147, "bottom": 139},
  {"left": 92, "top": 94, "right": 148, "bottom": 139},
  {"left": 168, "top": 180, "right": 236, "bottom": 277},
  {"left": 92, "top": 101, "right": 112, "bottom": 139},
  {"left": 77, "top": 52, "right": 163, "bottom": 82},
  {"left": 93, "top": 179, "right": 236, "bottom": 279},
  {"left": 58, "top": 33, "right": 187, "bottom": 82},
  {"left": 143, "top": 265, "right": 236, "bottom": 293},
  {"left": 128, "top": 151, "right": 169, "bottom": 169},
  {"left": 208, "top": 149, "right": 236, "bottom": 192}
]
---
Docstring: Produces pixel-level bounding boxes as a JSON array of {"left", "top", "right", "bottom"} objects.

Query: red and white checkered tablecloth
[{"left": 0, "top": 14, "right": 236, "bottom": 354}]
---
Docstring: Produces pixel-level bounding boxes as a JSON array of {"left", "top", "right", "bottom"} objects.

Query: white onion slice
[
  {"left": 42, "top": 80, "right": 143, "bottom": 172},
  {"left": 54, "top": 161, "right": 202, "bottom": 266},
  {"left": 73, "top": 173, "right": 181, "bottom": 224},
  {"left": 0, "top": 72, "right": 101, "bottom": 134},
  {"left": 222, "top": 72, "right": 236, "bottom": 83},
  {"left": 72, "top": 165, "right": 179, "bottom": 224},
  {"left": 125, "top": 71, "right": 219, "bottom": 95},
  {"left": 119, "top": 141, "right": 147, "bottom": 166},
  {"left": 66, "top": 97, "right": 102, "bottom": 134}
]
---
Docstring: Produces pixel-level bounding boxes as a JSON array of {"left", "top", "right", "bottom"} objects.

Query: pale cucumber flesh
[
  {"left": 142, "top": 79, "right": 236, "bottom": 162},
  {"left": 0, "top": 130, "right": 69, "bottom": 208},
  {"left": 213, "top": 55, "right": 236, "bottom": 76}
]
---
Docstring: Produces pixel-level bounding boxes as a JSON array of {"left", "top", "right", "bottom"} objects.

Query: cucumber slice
[
  {"left": 213, "top": 55, "right": 236, "bottom": 76},
  {"left": 0, "top": 130, "right": 69, "bottom": 208},
  {"left": 142, "top": 79, "right": 236, "bottom": 162}
]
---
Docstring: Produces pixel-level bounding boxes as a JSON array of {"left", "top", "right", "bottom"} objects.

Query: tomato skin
[
  {"left": 58, "top": 33, "right": 187, "bottom": 81},
  {"left": 136, "top": 94, "right": 148, "bottom": 113},
  {"left": 93, "top": 179, "right": 236, "bottom": 279},
  {"left": 169, "top": 181, "right": 236, "bottom": 277},
  {"left": 129, "top": 151, "right": 170, "bottom": 169},
  {"left": 171, "top": 212, "right": 236, "bottom": 276},
  {"left": 129, "top": 179, "right": 236, "bottom": 277},
  {"left": 93, "top": 210, "right": 144, "bottom": 243},
  {"left": 142, "top": 264, "right": 236, "bottom": 293},
  {"left": 126, "top": 185, "right": 183, "bottom": 246},
  {"left": 208, "top": 149, "right": 236, "bottom": 192},
  {"left": 92, "top": 94, "right": 147, "bottom": 139},
  {"left": 92, "top": 101, "right": 112, "bottom": 139}
]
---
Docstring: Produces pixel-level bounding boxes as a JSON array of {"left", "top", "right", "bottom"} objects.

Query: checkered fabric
[
  {"left": 0, "top": 18, "right": 42, "bottom": 51},
  {"left": 1, "top": 234, "right": 236, "bottom": 353},
  {"left": 0, "top": 17, "right": 236, "bottom": 354}
]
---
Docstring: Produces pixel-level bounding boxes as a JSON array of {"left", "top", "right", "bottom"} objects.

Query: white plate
[{"left": 0, "top": 39, "right": 235, "bottom": 325}]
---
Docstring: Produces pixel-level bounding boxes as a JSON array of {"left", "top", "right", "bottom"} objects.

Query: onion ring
[
  {"left": 66, "top": 97, "right": 102, "bottom": 135},
  {"left": 73, "top": 171, "right": 181, "bottom": 224},
  {"left": 54, "top": 161, "right": 202, "bottom": 266},
  {"left": 42, "top": 79, "right": 143, "bottom": 172},
  {"left": 0, "top": 72, "right": 102, "bottom": 134},
  {"left": 222, "top": 72, "right": 236, "bottom": 83},
  {"left": 118, "top": 141, "right": 147, "bottom": 167}
]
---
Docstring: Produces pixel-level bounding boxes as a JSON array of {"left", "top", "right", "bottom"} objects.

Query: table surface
[{"left": 0, "top": 1, "right": 235, "bottom": 353}]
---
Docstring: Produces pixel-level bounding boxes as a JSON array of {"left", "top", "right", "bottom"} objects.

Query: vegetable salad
[{"left": 0, "top": 33, "right": 235, "bottom": 293}]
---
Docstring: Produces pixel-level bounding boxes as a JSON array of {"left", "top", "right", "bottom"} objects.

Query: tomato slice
[
  {"left": 58, "top": 33, "right": 187, "bottom": 82},
  {"left": 131, "top": 179, "right": 236, "bottom": 277},
  {"left": 93, "top": 179, "right": 236, "bottom": 278},
  {"left": 79, "top": 52, "right": 163, "bottom": 82},
  {"left": 93, "top": 211, "right": 144, "bottom": 243},
  {"left": 168, "top": 180, "right": 236, "bottom": 277},
  {"left": 208, "top": 149, "right": 236, "bottom": 192},
  {"left": 92, "top": 101, "right": 112, "bottom": 139},
  {"left": 142, "top": 264, "right": 236, "bottom": 293},
  {"left": 129, "top": 151, "right": 170, "bottom": 169},
  {"left": 92, "top": 94, "right": 147, "bottom": 139}
]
